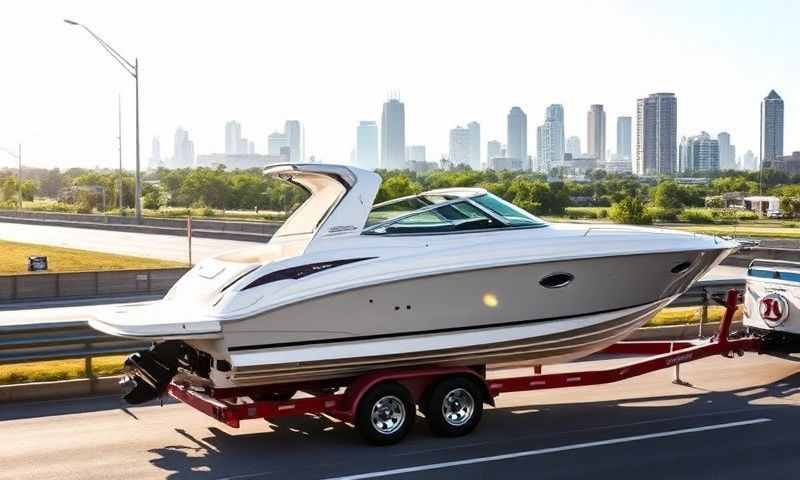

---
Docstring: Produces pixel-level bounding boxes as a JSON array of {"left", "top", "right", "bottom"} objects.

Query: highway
[
  {"left": 0, "top": 222, "right": 260, "bottom": 263},
  {"left": 1, "top": 353, "right": 798, "bottom": 479}
]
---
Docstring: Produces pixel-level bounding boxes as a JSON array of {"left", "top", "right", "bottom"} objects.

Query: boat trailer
[{"left": 168, "top": 289, "right": 765, "bottom": 445}]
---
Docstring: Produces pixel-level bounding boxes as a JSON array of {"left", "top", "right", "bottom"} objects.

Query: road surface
[
  {"left": 1, "top": 353, "right": 799, "bottom": 479},
  {"left": 0, "top": 222, "right": 260, "bottom": 263},
  {"left": 0, "top": 222, "right": 747, "bottom": 279}
]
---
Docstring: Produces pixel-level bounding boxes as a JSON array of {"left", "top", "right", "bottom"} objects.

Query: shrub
[
  {"left": 609, "top": 197, "right": 652, "bottom": 225},
  {"left": 648, "top": 207, "right": 681, "bottom": 222},
  {"left": 680, "top": 209, "right": 714, "bottom": 224},
  {"left": 735, "top": 210, "right": 758, "bottom": 221},
  {"left": 201, "top": 206, "right": 215, "bottom": 217},
  {"left": 565, "top": 208, "right": 598, "bottom": 219}
]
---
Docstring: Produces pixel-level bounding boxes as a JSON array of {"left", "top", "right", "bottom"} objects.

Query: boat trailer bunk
[{"left": 167, "top": 289, "right": 765, "bottom": 445}]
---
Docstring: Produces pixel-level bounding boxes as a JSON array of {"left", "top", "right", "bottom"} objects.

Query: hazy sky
[{"left": 1, "top": 0, "right": 798, "bottom": 169}]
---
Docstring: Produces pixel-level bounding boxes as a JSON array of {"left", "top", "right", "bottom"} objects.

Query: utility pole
[{"left": 118, "top": 94, "right": 124, "bottom": 211}]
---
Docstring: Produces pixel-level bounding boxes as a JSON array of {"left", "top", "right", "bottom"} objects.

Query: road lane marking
[{"left": 323, "top": 418, "right": 771, "bottom": 480}]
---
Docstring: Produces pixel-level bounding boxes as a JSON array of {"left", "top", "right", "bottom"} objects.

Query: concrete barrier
[{"left": 0, "top": 267, "right": 189, "bottom": 303}]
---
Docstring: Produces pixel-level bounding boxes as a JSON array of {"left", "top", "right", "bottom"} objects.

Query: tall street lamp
[
  {"left": 64, "top": 19, "right": 142, "bottom": 223},
  {"left": 0, "top": 144, "right": 22, "bottom": 210}
]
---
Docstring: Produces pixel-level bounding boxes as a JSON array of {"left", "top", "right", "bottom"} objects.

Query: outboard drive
[{"left": 120, "top": 341, "right": 210, "bottom": 404}]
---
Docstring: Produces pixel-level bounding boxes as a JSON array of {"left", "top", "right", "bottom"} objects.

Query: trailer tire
[
  {"left": 355, "top": 382, "right": 415, "bottom": 446},
  {"left": 426, "top": 376, "right": 483, "bottom": 437}
]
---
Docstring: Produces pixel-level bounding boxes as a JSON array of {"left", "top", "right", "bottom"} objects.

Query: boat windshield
[{"left": 364, "top": 192, "right": 545, "bottom": 231}]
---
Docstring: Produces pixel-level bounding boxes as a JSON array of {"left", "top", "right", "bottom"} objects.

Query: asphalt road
[
  {"left": 1, "top": 353, "right": 799, "bottom": 480},
  {"left": 0, "top": 222, "right": 746, "bottom": 279},
  {"left": 0, "top": 222, "right": 260, "bottom": 263}
]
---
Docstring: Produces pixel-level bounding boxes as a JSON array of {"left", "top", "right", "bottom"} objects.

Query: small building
[{"left": 743, "top": 196, "right": 781, "bottom": 216}]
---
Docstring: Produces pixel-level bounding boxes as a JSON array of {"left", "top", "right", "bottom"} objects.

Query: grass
[
  {"left": 0, "top": 355, "right": 127, "bottom": 385},
  {"left": 0, "top": 240, "right": 185, "bottom": 275},
  {"left": 0, "top": 306, "right": 741, "bottom": 385},
  {"left": 671, "top": 224, "right": 800, "bottom": 239},
  {"left": 646, "top": 305, "right": 743, "bottom": 327}
]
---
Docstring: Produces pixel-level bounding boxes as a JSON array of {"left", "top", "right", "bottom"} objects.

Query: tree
[
  {"left": 609, "top": 196, "right": 652, "bottom": 225},
  {"left": 651, "top": 180, "right": 685, "bottom": 210},
  {"left": 781, "top": 196, "right": 800, "bottom": 218},
  {"left": 375, "top": 176, "right": 422, "bottom": 203}
]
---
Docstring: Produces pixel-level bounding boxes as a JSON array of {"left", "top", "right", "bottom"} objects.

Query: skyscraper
[
  {"left": 268, "top": 132, "right": 289, "bottom": 156},
  {"left": 173, "top": 127, "right": 195, "bottom": 168},
  {"left": 536, "top": 104, "right": 565, "bottom": 172},
  {"left": 356, "top": 121, "right": 379, "bottom": 170},
  {"left": 741, "top": 150, "right": 757, "bottom": 171},
  {"left": 486, "top": 140, "right": 502, "bottom": 165},
  {"left": 225, "top": 121, "right": 242, "bottom": 155},
  {"left": 680, "top": 132, "right": 719, "bottom": 172},
  {"left": 635, "top": 93, "right": 678, "bottom": 175},
  {"left": 587, "top": 104, "right": 606, "bottom": 163},
  {"left": 449, "top": 126, "right": 470, "bottom": 166},
  {"left": 565, "top": 136, "right": 581, "bottom": 157},
  {"left": 285, "top": 120, "right": 302, "bottom": 162},
  {"left": 406, "top": 145, "right": 427, "bottom": 163},
  {"left": 616, "top": 116, "right": 632, "bottom": 161},
  {"left": 467, "top": 121, "right": 481, "bottom": 170},
  {"left": 717, "top": 132, "right": 735, "bottom": 170},
  {"left": 148, "top": 137, "right": 162, "bottom": 170},
  {"left": 381, "top": 98, "right": 406, "bottom": 169},
  {"left": 507, "top": 106, "right": 527, "bottom": 169},
  {"left": 760, "top": 89, "right": 784, "bottom": 165}
]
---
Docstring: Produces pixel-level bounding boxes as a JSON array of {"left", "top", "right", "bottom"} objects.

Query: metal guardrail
[{"left": 0, "top": 278, "right": 747, "bottom": 384}]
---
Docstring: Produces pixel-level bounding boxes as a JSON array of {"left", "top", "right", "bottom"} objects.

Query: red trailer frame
[{"left": 168, "top": 289, "right": 761, "bottom": 435}]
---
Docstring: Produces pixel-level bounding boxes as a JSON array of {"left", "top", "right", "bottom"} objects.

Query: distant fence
[{"left": 0, "top": 267, "right": 189, "bottom": 303}]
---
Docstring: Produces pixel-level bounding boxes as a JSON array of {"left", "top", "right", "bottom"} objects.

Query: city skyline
[{"left": 2, "top": 1, "right": 798, "bottom": 170}]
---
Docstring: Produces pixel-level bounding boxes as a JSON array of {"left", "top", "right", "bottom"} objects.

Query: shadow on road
[{"left": 145, "top": 371, "right": 800, "bottom": 480}]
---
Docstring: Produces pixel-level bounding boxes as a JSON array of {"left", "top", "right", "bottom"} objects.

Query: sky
[{"left": 1, "top": 0, "right": 798, "bottom": 170}]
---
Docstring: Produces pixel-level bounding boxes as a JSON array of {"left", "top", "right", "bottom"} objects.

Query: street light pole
[
  {"left": 65, "top": 19, "right": 142, "bottom": 223},
  {"left": 118, "top": 94, "right": 123, "bottom": 211},
  {"left": 17, "top": 143, "right": 22, "bottom": 210}
]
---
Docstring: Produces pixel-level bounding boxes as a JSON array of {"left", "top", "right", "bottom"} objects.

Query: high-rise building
[
  {"left": 616, "top": 116, "right": 632, "bottom": 161},
  {"left": 148, "top": 137, "right": 162, "bottom": 170},
  {"left": 717, "top": 132, "right": 733, "bottom": 169},
  {"left": 406, "top": 145, "right": 427, "bottom": 163},
  {"left": 635, "top": 92, "right": 678, "bottom": 175},
  {"left": 172, "top": 127, "right": 195, "bottom": 168},
  {"left": 486, "top": 140, "right": 502, "bottom": 166},
  {"left": 587, "top": 104, "right": 606, "bottom": 163},
  {"left": 284, "top": 120, "right": 302, "bottom": 162},
  {"left": 356, "top": 121, "right": 379, "bottom": 170},
  {"left": 449, "top": 126, "right": 471, "bottom": 166},
  {"left": 507, "top": 106, "right": 528, "bottom": 169},
  {"left": 268, "top": 132, "right": 289, "bottom": 156},
  {"left": 760, "top": 89, "right": 784, "bottom": 165},
  {"left": 467, "top": 121, "right": 481, "bottom": 170},
  {"left": 741, "top": 150, "right": 757, "bottom": 171},
  {"left": 536, "top": 105, "right": 565, "bottom": 173},
  {"left": 381, "top": 98, "right": 406, "bottom": 169},
  {"left": 225, "top": 121, "right": 242, "bottom": 155},
  {"left": 565, "top": 136, "right": 581, "bottom": 157},
  {"left": 680, "top": 132, "right": 719, "bottom": 172}
]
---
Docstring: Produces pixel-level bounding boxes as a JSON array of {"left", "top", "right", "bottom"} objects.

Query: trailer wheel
[
  {"left": 426, "top": 376, "right": 483, "bottom": 437},
  {"left": 355, "top": 382, "right": 415, "bottom": 445}
]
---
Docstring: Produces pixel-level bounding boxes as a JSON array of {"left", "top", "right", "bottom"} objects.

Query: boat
[{"left": 89, "top": 163, "right": 736, "bottom": 404}]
